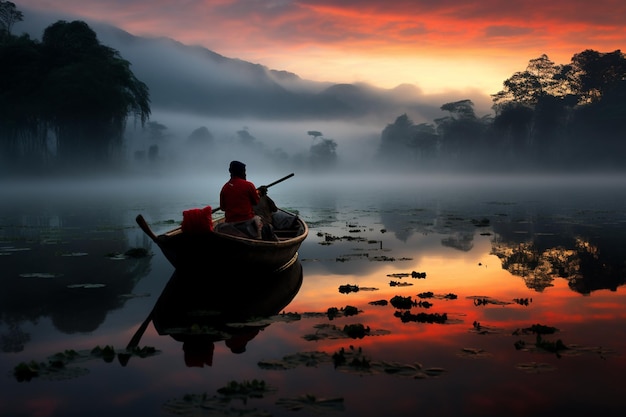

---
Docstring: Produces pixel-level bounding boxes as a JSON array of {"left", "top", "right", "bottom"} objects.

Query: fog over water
[
  {"left": 123, "top": 110, "right": 383, "bottom": 174},
  {"left": 2, "top": 163, "right": 625, "bottom": 417}
]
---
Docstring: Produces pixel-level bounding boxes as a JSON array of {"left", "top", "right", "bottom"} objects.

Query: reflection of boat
[
  {"left": 135, "top": 208, "right": 308, "bottom": 272},
  {"left": 151, "top": 257, "right": 303, "bottom": 367}
]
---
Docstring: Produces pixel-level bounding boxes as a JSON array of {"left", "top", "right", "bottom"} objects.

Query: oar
[
  {"left": 118, "top": 308, "right": 155, "bottom": 366},
  {"left": 119, "top": 270, "right": 178, "bottom": 366},
  {"left": 135, "top": 214, "right": 159, "bottom": 243},
  {"left": 212, "top": 172, "right": 294, "bottom": 214},
  {"left": 121, "top": 217, "right": 167, "bottom": 366}
]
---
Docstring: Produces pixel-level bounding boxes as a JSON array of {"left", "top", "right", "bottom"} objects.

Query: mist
[
  {"left": 15, "top": 6, "right": 494, "bottom": 123},
  {"left": 7, "top": 7, "right": 507, "bottom": 181},
  {"left": 7, "top": 7, "right": 625, "bottom": 182}
]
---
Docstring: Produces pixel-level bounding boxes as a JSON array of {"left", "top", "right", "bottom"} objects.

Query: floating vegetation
[
  {"left": 390, "top": 295, "right": 415, "bottom": 309},
  {"left": 514, "top": 335, "right": 569, "bottom": 357},
  {"left": 417, "top": 291, "right": 458, "bottom": 301},
  {"left": 13, "top": 359, "right": 90, "bottom": 382},
  {"left": 468, "top": 295, "right": 513, "bottom": 306},
  {"left": 13, "top": 345, "right": 159, "bottom": 382},
  {"left": 163, "top": 392, "right": 272, "bottom": 416},
  {"left": 226, "top": 311, "right": 303, "bottom": 328},
  {"left": 338, "top": 284, "right": 379, "bottom": 293},
  {"left": 332, "top": 346, "right": 370, "bottom": 369},
  {"left": 335, "top": 253, "right": 369, "bottom": 262},
  {"left": 394, "top": 310, "right": 448, "bottom": 324},
  {"left": 66, "top": 283, "right": 106, "bottom": 289},
  {"left": 18, "top": 272, "right": 63, "bottom": 279},
  {"left": 276, "top": 394, "right": 345, "bottom": 413},
  {"left": 216, "top": 379, "right": 276, "bottom": 402},
  {"left": 513, "top": 297, "right": 532, "bottom": 306},
  {"left": 320, "top": 233, "right": 369, "bottom": 245},
  {"left": 339, "top": 284, "right": 359, "bottom": 293},
  {"left": 0, "top": 246, "right": 31, "bottom": 253},
  {"left": 472, "top": 218, "right": 491, "bottom": 227},
  {"left": 332, "top": 346, "right": 446, "bottom": 378},
  {"left": 515, "top": 361, "right": 557, "bottom": 374},
  {"left": 369, "top": 299, "right": 388, "bottom": 306},
  {"left": 302, "top": 323, "right": 390, "bottom": 341},
  {"left": 411, "top": 271, "right": 427, "bottom": 279},
  {"left": 514, "top": 336, "right": 618, "bottom": 359},
  {"left": 343, "top": 323, "right": 369, "bottom": 338},
  {"left": 389, "top": 280, "right": 413, "bottom": 287},
  {"left": 470, "top": 321, "right": 504, "bottom": 335},
  {"left": 512, "top": 323, "right": 559, "bottom": 336},
  {"left": 457, "top": 347, "right": 493, "bottom": 359},
  {"left": 534, "top": 335, "right": 568, "bottom": 354},
  {"left": 258, "top": 351, "right": 333, "bottom": 370},
  {"left": 387, "top": 272, "right": 411, "bottom": 278},
  {"left": 370, "top": 255, "right": 396, "bottom": 262},
  {"left": 260, "top": 346, "right": 446, "bottom": 380},
  {"left": 326, "top": 305, "right": 360, "bottom": 320}
]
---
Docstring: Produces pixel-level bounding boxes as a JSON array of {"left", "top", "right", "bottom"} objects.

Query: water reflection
[
  {"left": 0, "top": 207, "right": 152, "bottom": 352},
  {"left": 370, "top": 184, "right": 626, "bottom": 295},
  {"left": 151, "top": 259, "right": 303, "bottom": 367},
  {"left": 2, "top": 176, "right": 626, "bottom": 417}
]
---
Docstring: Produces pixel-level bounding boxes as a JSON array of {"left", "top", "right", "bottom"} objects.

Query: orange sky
[{"left": 16, "top": 0, "right": 626, "bottom": 96}]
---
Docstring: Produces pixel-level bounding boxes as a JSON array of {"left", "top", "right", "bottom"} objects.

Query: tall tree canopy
[
  {"left": 0, "top": 1, "right": 22, "bottom": 37},
  {"left": 0, "top": 15, "right": 150, "bottom": 172},
  {"left": 40, "top": 20, "right": 150, "bottom": 165}
]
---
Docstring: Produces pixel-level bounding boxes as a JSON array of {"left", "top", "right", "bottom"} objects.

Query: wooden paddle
[
  {"left": 211, "top": 172, "right": 294, "bottom": 213},
  {"left": 118, "top": 308, "right": 155, "bottom": 366},
  {"left": 135, "top": 214, "right": 158, "bottom": 243}
]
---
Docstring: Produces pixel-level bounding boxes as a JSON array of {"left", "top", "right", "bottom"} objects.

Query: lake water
[{"left": 1, "top": 172, "right": 625, "bottom": 417}]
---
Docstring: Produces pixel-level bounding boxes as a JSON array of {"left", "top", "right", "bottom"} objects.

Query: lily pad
[
  {"left": 276, "top": 394, "right": 345, "bottom": 412},
  {"left": 19, "top": 272, "right": 63, "bottom": 278},
  {"left": 66, "top": 283, "right": 106, "bottom": 289}
]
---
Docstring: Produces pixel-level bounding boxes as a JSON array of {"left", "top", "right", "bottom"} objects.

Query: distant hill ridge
[{"left": 16, "top": 7, "right": 487, "bottom": 122}]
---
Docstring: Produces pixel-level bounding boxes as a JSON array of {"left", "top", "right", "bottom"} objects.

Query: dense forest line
[
  {"left": 377, "top": 51, "right": 626, "bottom": 172},
  {"left": 1, "top": 1, "right": 625, "bottom": 175},
  {"left": 0, "top": 1, "right": 150, "bottom": 174}
]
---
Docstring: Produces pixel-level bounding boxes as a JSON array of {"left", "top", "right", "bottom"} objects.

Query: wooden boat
[
  {"left": 135, "top": 207, "right": 308, "bottom": 272},
  {"left": 151, "top": 257, "right": 303, "bottom": 365}
]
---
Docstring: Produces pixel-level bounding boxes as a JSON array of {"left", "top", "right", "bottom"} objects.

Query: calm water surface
[{"left": 1, "top": 173, "right": 625, "bottom": 417}]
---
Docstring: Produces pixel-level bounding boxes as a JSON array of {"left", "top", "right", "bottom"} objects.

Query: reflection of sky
[{"left": 2, "top": 176, "right": 626, "bottom": 416}]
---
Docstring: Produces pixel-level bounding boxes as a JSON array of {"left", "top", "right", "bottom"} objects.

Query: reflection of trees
[
  {"left": 491, "top": 229, "right": 625, "bottom": 295},
  {"left": 1, "top": 321, "right": 30, "bottom": 353},
  {"left": 441, "top": 232, "right": 474, "bottom": 252},
  {"left": 0, "top": 209, "right": 152, "bottom": 342}
]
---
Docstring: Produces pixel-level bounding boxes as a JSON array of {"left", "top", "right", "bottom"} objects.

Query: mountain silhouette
[{"left": 17, "top": 7, "right": 488, "bottom": 123}]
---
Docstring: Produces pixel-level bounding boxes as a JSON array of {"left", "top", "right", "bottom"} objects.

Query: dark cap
[{"left": 229, "top": 160, "right": 246, "bottom": 176}]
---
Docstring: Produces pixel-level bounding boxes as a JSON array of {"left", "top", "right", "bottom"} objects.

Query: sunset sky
[{"left": 16, "top": 0, "right": 626, "bottom": 96}]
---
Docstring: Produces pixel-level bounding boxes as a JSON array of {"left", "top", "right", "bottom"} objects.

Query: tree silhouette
[
  {"left": 0, "top": 1, "right": 22, "bottom": 38},
  {"left": 309, "top": 138, "right": 337, "bottom": 168},
  {"left": 39, "top": 20, "right": 150, "bottom": 166},
  {"left": 307, "top": 130, "right": 323, "bottom": 139},
  {"left": 0, "top": 16, "right": 150, "bottom": 173},
  {"left": 436, "top": 100, "right": 486, "bottom": 161}
]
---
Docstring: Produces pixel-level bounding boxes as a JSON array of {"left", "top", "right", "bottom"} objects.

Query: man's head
[{"left": 229, "top": 160, "right": 246, "bottom": 178}]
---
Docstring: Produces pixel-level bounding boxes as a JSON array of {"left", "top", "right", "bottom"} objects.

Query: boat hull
[{"left": 137, "top": 209, "right": 308, "bottom": 272}]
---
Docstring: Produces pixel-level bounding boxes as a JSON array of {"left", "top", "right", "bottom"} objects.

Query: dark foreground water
[{"left": 1, "top": 173, "right": 625, "bottom": 417}]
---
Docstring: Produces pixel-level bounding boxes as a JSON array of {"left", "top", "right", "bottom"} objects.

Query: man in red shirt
[{"left": 219, "top": 161, "right": 262, "bottom": 237}]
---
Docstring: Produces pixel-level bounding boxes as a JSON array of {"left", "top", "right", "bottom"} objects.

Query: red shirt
[{"left": 220, "top": 177, "right": 259, "bottom": 223}]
